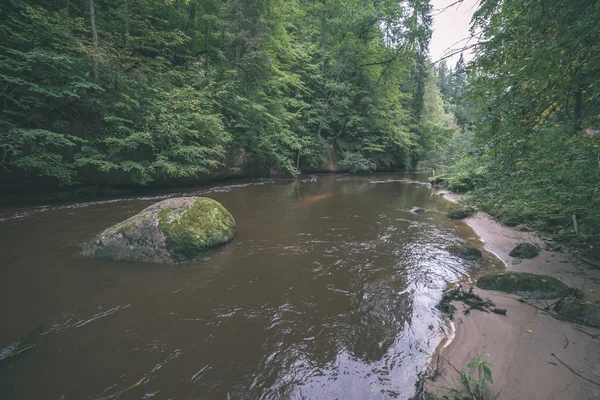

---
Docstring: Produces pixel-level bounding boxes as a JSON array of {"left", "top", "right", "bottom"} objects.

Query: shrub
[{"left": 338, "top": 151, "right": 376, "bottom": 173}]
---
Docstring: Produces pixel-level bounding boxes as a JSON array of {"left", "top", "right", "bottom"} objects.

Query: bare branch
[{"left": 429, "top": 42, "right": 480, "bottom": 65}]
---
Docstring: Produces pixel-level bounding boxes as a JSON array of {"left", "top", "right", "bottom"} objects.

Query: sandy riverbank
[{"left": 430, "top": 194, "right": 600, "bottom": 399}]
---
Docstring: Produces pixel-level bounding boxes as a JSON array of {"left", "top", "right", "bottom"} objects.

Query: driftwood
[
  {"left": 575, "top": 254, "right": 600, "bottom": 269},
  {"left": 437, "top": 285, "right": 502, "bottom": 318},
  {"left": 574, "top": 326, "right": 600, "bottom": 339}
]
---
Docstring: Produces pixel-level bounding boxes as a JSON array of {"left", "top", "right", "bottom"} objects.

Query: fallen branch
[
  {"left": 574, "top": 326, "right": 600, "bottom": 339},
  {"left": 573, "top": 214, "right": 580, "bottom": 237},
  {"left": 575, "top": 254, "right": 600, "bottom": 269},
  {"left": 438, "top": 285, "right": 498, "bottom": 317},
  {"left": 518, "top": 298, "right": 599, "bottom": 328},
  {"left": 551, "top": 353, "right": 600, "bottom": 387},
  {"left": 562, "top": 333, "right": 569, "bottom": 349},
  {"left": 546, "top": 293, "right": 568, "bottom": 311},
  {"left": 91, "top": 376, "right": 146, "bottom": 400}
]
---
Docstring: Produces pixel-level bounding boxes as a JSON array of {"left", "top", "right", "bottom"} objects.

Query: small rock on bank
[
  {"left": 82, "top": 197, "right": 235, "bottom": 264},
  {"left": 446, "top": 206, "right": 475, "bottom": 220},
  {"left": 509, "top": 243, "right": 540, "bottom": 258},
  {"left": 514, "top": 224, "right": 531, "bottom": 232}
]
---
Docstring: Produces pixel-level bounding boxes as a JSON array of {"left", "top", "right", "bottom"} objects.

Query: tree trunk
[
  {"left": 205, "top": 21, "right": 210, "bottom": 50},
  {"left": 574, "top": 84, "right": 583, "bottom": 133},
  {"left": 89, "top": 0, "right": 99, "bottom": 80},
  {"left": 185, "top": 2, "right": 197, "bottom": 35},
  {"left": 236, "top": 4, "right": 244, "bottom": 63},
  {"left": 124, "top": 0, "right": 130, "bottom": 49}
]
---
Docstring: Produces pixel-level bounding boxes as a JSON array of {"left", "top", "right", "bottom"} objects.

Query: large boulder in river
[{"left": 82, "top": 197, "right": 235, "bottom": 264}]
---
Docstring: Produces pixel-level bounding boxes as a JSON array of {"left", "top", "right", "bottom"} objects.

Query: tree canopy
[
  {"left": 443, "top": 0, "right": 600, "bottom": 255},
  {"left": 0, "top": 0, "right": 444, "bottom": 187}
]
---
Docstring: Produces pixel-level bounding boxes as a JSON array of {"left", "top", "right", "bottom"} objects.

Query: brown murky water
[{"left": 0, "top": 174, "right": 494, "bottom": 399}]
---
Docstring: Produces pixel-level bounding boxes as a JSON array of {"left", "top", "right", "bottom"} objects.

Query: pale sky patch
[{"left": 429, "top": 0, "right": 480, "bottom": 66}]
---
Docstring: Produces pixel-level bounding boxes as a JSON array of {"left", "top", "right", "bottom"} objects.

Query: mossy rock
[
  {"left": 447, "top": 206, "right": 475, "bottom": 220},
  {"left": 476, "top": 272, "right": 571, "bottom": 299},
  {"left": 447, "top": 245, "right": 483, "bottom": 261},
  {"left": 554, "top": 298, "right": 600, "bottom": 328},
  {"left": 514, "top": 224, "right": 531, "bottom": 232},
  {"left": 82, "top": 197, "right": 235, "bottom": 264},
  {"left": 509, "top": 243, "right": 540, "bottom": 259}
]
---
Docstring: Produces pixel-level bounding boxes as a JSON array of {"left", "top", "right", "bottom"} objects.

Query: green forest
[
  {"left": 0, "top": 0, "right": 440, "bottom": 188},
  {"left": 440, "top": 0, "right": 600, "bottom": 259},
  {"left": 1, "top": 0, "right": 599, "bottom": 254}
]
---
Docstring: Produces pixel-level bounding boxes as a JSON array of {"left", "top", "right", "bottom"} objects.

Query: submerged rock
[
  {"left": 476, "top": 272, "right": 571, "bottom": 299},
  {"left": 447, "top": 245, "right": 483, "bottom": 260},
  {"left": 410, "top": 206, "right": 425, "bottom": 214},
  {"left": 509, "top": 243, "right": 540, "bottom": 258},
  {"left": 82, "top": 197, "right": 235, "bottom": 264}
]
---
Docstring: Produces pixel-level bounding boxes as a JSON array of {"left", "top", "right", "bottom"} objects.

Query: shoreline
[
  {"left": 429, "top": 193, "right": 600, "bottom": 399},
  {"left": 0, "top": 171, "right": 426, "bottom": 209}
]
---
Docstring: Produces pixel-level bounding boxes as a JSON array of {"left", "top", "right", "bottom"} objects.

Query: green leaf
[{"left": 483, "top": 365, "right": 493, "bottom": 383}]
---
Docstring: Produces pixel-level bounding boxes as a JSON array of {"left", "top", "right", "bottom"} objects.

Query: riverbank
[{"left": 431, "top": 194, "right": 600, "bottom": 399}]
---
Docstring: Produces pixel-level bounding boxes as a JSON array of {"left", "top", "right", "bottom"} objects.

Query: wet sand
[{"left": 433, "top": 194, "right": 600, "bottom": 399}]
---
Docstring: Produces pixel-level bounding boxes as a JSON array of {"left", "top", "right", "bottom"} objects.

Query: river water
[{"left": 0, "top": 174, "right": 496, "bottom": 399}]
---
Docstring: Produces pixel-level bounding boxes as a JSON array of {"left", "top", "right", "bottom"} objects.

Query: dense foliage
[
  {"left": 444, "top": 0, "right": 600, "bottom": 256},
  {"left": 0, "top": 0, "right": 444, "bottom": 188}
]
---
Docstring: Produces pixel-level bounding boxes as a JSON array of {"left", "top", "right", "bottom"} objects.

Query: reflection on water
[{"left": 0, "top": 174, "right": 496, "bottom": 399}]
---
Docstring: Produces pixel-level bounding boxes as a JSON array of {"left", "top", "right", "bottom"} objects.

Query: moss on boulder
[
  {"left": 158, "top": 198, "right": 235, "bottom": 262},
  {"left": 82, "top": 197, "right": 235, "bottom": 264},
  {"left": 476, "top": 272, "right": 571, "bottom": 299},
  {"left": 447, "top": 245, "right": 483, "bottom": 260}
]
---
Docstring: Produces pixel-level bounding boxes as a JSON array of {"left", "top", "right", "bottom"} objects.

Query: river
[{"left": 0, "top": 173, "right": 496, "bottom": 399}]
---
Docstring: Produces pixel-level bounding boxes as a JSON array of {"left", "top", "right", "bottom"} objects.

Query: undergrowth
[
  {"left": 440, "top": 356, "right": 500, "bottom": 400},
  {"left": 442, "top": 137, "right": 600, "bottom": 262},
  {"left": 412, "top": 354, "right": 500, "bottom": 400}
]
